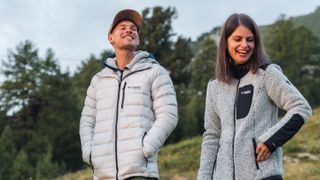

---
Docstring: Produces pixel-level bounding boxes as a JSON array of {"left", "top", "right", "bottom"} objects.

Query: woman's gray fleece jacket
[{"left": 197, "top": 64, "right": 312, "bottom": 180}]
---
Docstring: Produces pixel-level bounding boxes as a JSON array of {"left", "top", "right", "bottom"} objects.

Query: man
[{"left": 79, "top": 9, "right": 178, "bottom": 180}]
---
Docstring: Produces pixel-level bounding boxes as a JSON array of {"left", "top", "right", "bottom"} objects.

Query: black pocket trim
[
  {"left": 142, "top": 132, "right": 147, "bottom": 147},
  {"left": 252, "top": 138, "right": 260, "bottom": 169},
  {"left": 142, "top": 132, "right": 148, "bottom": 167},
  {"left": 237, "top": 84, "right": 254, "bottom": 119}
]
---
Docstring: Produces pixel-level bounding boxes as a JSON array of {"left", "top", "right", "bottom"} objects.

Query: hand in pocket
[{"left": 256, "top": 143, "right": 271, "bottom": 162}]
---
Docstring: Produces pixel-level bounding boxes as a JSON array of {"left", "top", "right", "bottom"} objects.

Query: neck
[
  {"left": 115, "top": 50, "right": 135, "bottom": 70},
  {"left": 230, "top": 61, "right": 250, "bottom": 79}
]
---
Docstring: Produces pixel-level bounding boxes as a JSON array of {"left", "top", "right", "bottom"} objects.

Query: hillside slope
[
  {"left": 58, "top": 107, "right": 320, "bottom": 180},
  {"left": 200, "top": 6, "right": 320, "bottom": 49},
  {"left": 292, "top": 6, "right": 320, "bottom": 39}
]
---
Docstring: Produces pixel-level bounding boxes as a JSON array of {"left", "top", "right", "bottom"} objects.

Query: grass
[{"left": 58, "top": 108, "right": 320, "bottom": 180}]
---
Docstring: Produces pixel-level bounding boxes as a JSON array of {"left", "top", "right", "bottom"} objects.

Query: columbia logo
[
  {"left": 128, "top": 86, "right": 141, "bottom": 89},
  {"left": 241, "top": 90, "right": 251, "bottom": 94}
]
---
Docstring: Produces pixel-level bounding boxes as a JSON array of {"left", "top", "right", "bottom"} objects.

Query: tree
[
  {"left": 167, "top": 36, "right": 217, "bottom": 142},
  {"left": 164, "top": 36, "right": 194, "bottom": 143},
  {"left": 185, "top": 37, "right": 217, "bottom": 136},
  {"left": 1, "top": 40, "right": 43, "bottom": 127},
  {"left": 189, "top": 37, "right": 216, "bottom": 91},
  {"left": 72, "top": 50, "right": 113, "bottom": 108},
  {"left": 35, "top": 145, "right": 60, "bottom": 179},
  {"left": 0, "top": 40, "right": 84, "bottom": 175},
  {"left": 35, "top": 58, "right": 82, "bottom": 171},
  {"left": 0, "top": 110, "right": 6, "bottom": 136},
  {"left": 0, "top": 126, "right": 17, "bottom": 179},
  {"left": 167, "top": 36, "right": 193, "bottom": 85},
  {"left": 139, "top": 6, "right": 176, "bottom": 66},
  {"left": 11, "top": 150, "right": 33, "bottom": 180},
  {"left": 265, "top": 17, "right": 320, "bottom": 107}
]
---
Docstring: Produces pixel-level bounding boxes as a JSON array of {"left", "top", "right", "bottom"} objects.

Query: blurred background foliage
[{"left": 0, "top": 6, "right": 319, "bottom": 179}]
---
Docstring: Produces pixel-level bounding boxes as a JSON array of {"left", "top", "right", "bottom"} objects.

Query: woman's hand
[{"left": 256, "top": 143, "right": 271, "bottom": 162}]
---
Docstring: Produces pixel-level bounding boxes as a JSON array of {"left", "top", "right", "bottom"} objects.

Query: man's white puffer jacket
[{"left": 80, "top": 51, "right": 178, "bottom": 180}]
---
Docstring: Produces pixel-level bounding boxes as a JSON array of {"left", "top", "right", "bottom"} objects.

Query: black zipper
[
  {"left": 113, "top": 67, "right": 151, "bottom": 179},
  {"left": 114, "top": 71, "right": 123, "bottom": 180},
  {"left": 89, "top": 153, "right": 94, "bottom": 174},
  {"left": 232, "top": 80, "right": 240, "bottom": 180},
  {"left": 211, "top": 154, "right": 217, "bottom": 178},
  {"left": 121, "top": 82, "right": 127, "bottom": 109},
  {"left": 211, "top": 143, "right": 219, "bottom": 178}
]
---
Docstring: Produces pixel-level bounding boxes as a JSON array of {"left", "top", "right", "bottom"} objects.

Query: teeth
[
  {"left": 237, "top": 50, "right": 248, "bottom": 54},
  {"left": 123, "top": 36, "right": 133, "bottom": 39}
]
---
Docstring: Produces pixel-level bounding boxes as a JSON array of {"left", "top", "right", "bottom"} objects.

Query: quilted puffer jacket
[
  {"left": 80, "top": 51, "right": 178, "bottom": 180},
  {"left": 197, "top": 64, "right": 312, "bottom": 180}
]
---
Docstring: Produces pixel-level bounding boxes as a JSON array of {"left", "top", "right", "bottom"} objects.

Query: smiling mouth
[
  {"left": 236, "top": 49, "right": 250, "bottom": 55},
  {"left": 123, "top": 35, "right": 134, "bottom": 40}
]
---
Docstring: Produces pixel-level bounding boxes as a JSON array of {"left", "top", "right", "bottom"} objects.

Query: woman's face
[{"left": 227, "top": 25, "right": 255, "bottom": 65}]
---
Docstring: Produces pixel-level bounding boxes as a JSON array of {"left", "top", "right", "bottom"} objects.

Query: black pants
[
  {"left": 262, "top": 175, "right": 283, "bottom": 180},
  {"left": 125, "top": 177, "right": 158, "bottom": 180}
]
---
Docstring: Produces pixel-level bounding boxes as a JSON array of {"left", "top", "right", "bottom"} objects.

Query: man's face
[{"left": 108, "top": 20, "right": 140, "bottom": 51}]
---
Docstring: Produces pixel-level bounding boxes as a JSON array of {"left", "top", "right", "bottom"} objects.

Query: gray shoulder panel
[{"left": 259, "top": 63, "right": 271, "bottom": 71}]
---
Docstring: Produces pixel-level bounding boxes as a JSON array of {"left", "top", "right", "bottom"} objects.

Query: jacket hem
[
  {"left": 121, "top": 172, "right": 159, "bottom": 180},
  {"left": 261, "top": 175, "right": 283, "bottom": 180}
]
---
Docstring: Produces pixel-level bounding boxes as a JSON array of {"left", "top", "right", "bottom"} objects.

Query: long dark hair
[{"left": 216, "top": 13, "right": 268, "bottom": 83}]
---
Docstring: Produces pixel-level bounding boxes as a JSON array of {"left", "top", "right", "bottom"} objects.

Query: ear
[{"left": 108, "top": 34, "right": 113, "bottom": 44}]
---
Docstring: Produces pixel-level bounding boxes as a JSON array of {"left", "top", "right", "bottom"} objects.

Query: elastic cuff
[{"left": 264, "top": 141, "right": 277, "bottom": 153}]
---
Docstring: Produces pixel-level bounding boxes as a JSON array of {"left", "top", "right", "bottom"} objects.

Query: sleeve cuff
[{"left": 264, "top": 140, "right": 278, "bottom": 153}]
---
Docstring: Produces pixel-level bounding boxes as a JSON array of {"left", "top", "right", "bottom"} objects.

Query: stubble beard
[{"left": 119, "top": 44, "right": 138, "bottom": 51}]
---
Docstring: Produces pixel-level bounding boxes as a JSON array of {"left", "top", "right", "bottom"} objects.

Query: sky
[{"left": 0, "top": 0, "right": 319, "bottom": 73}]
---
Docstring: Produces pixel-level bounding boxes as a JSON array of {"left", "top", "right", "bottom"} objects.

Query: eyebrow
[
  {"left": 232, "top": 35, "right": 254, "bottom": 38},
  {"left": 118, "top": 23, "right": 137, "bottom": 29}
]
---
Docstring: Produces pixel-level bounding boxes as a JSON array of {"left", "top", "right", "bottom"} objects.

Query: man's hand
[{"left": 256, "top": 143, "right": 270, "bottom": 162}]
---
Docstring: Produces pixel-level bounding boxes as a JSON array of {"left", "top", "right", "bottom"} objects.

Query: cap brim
[{"left": 109, "top": 9, "right": 142, "bottom": 34}]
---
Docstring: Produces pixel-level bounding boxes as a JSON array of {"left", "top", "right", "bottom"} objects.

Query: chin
[
  {"left": 122, "top": 44, "right": 138, "bottom": 51},
  {"left": 237, "top": 58, "right": 250, "bottom": 64}
]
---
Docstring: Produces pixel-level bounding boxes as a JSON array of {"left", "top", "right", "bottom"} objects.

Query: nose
[
  {"left": 240, "top": 39, "right": 249, "bottom": 48},
  {"left": 126, "top": 28, "right": 132, "bottom": 34}
]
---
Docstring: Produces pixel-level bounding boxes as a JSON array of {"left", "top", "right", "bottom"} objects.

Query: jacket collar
[
  {"left": 229, "top": 59, "right": 250, "bottom": 79},
  {"left": 97, "top": 51, "right": 158, "bottom": 78}
]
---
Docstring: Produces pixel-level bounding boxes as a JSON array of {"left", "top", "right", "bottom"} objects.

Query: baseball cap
[{"left": 108, "top": 9, "right": 142, "bottom": 34}]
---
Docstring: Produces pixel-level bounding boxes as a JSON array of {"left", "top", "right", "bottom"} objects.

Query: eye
[
  {"left": 247, "top": 37, "right": 254, "bottom": 42},
  {"left": 233, "top": 38, "right": 241, "bottom": 42},
  {"left": 130, "top": 26, "right": 137, "bottom": 32}
]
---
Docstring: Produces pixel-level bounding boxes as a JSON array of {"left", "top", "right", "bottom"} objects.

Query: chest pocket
[
  {"left": 123, "top": 82, "right": 152, "bottom": 108},
  {"left": 237, "top": 84, "right": 254, "bottom": 119}
]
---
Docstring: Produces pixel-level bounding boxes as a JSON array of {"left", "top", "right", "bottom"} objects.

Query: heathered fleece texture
[{"left": 197, "top": 64, "right": 312, "bottom": 180}]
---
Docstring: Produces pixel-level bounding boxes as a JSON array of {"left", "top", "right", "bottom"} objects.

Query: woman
[{"left": 197, "top": 14, "right": 312, "bottom": 180}]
